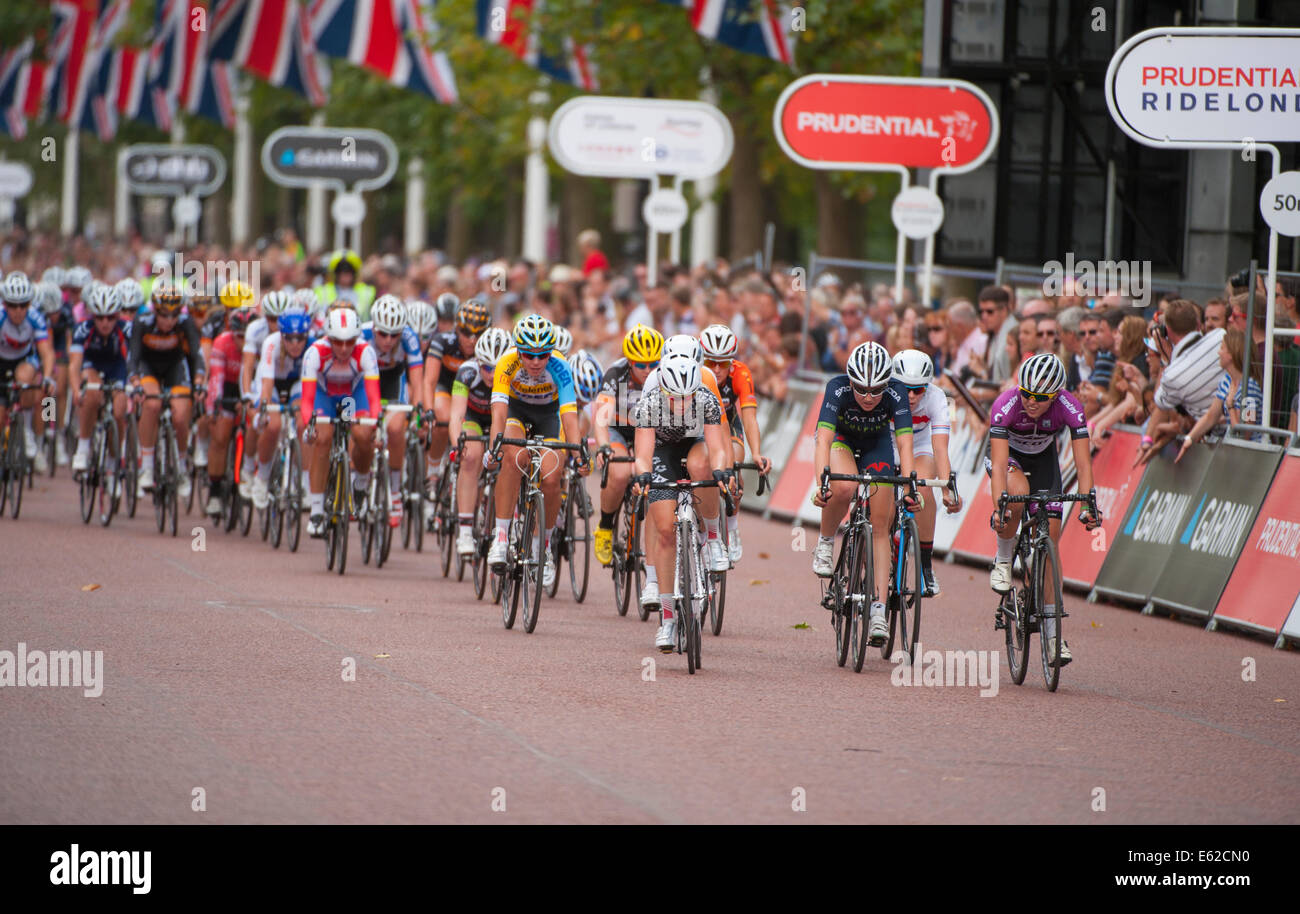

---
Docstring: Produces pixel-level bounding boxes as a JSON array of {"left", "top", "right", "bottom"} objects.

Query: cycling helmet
[
  {"left": 622, "top": 323, "right": 664, "bottom": 363},
  {"left": 552, "top": 325, "right": 573, "bottom": 357},
  {"left": 115, "top": 278, "right": 144, "bottom": 311},
  {"left": 63, "top": 266, "right": 91, "bottom": 289},
  {"left": 474, "top": 326, "right": 512, "bottom": 367},
  {"left": 35, "top": 281, "right": 63, "bottom": 314},
  {"left": 219, "top": 280, "right": 254, "bottom": 310},
  {"left": 326, "top": 307, "right": 362, "bottom": 341},
  {"left": 41, "top": 266, "right": 66, "bottom": 287},
  {"left": 370, "top": 294, "right": 407, "bottom": 334},
  {"left": 328, "top": 248, "right": 362, "bottom": 278},
  {"left": 657, "top": 354, "right": 702, "bottom": 397},
  {"left": 456, "top": 296, "right": 490, "bottom": 335},
  {"left": 86, "top": 283, "right": 120, "bottom": 316},
  {"left": 1, "top": 271, "right": 34, "bottom": 304},
  {"left": 261, "top": 289, "right": 291, "bottom": 318},
  {"left": 845, "top": 341, "right": 892, "bottom": 388},
  {"left": 278, "top": 313, "right": 310, "bottom": 337},
  {"left": 892, "top": 349, "right": 935, "bottom": 387},
  {"left": 436, "top": 292, "right": 460, "bottom": 323},
  {"left": 513, "top": 313, "right": 555, "bottom": 355},
  {"left": 407, "top": 299, "right": 437, "bottom": 338},
  {"left": 1018, "top": 352, "right": 1067, "bottom": 397},
  {"left": 152, "top": 281, "right": 183, "bottom": 314},
  {"left": 699, "top": 324, "right": 738, "bottom": 361},
  {"left": 664, "top": 333, "right": 703, "bottom": 364},
  {"left": 227, "top": 309, "right": 254, "bottom": 335},
  {"left": 291, "top": 288, "right": 320, "bottom": 314},
  {"left": 567, "top": 350, "right": 603, "bottom": 402}
]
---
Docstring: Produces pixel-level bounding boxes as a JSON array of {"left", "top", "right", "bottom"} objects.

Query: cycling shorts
[
  {"left": 505, "top": 398, "right": 559, "bottom": 441},
  {"left": 984, "top": 443, "right": 1063, "bottom": 519}
]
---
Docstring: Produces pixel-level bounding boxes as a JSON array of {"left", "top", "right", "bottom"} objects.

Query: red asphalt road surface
[{"left": 2, "top": 473, "right": 1298, "bottom": 824}]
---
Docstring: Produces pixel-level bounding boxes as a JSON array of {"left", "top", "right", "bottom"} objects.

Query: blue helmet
[
  {"left": 278, "top": 313, "right": 310, "bottom": 336},
  {"left": 567, "top": 349, "right": 603, "bottom": 402}
]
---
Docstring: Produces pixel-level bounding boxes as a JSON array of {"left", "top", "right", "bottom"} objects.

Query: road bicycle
[
  {"left": 184, "top": 386, "right": 208, "bottom": 516},
  {"left": 138, "top": 387, "right": 190, "bottom": 537},
  {"left": 994, "top": 490, "right": 1098, "bottom": 692},
  {"left": 122, "top": 391, "right": 140, "bottom": 518},
  {"left": 359, "top": 402, "right": 412, "bottom": 569},
  {"left": 706, "top": 460, "right": 771, "bottom": 636},
  {"left": 316, "top": 413, "right": 378, "bottom": 575},
  {"left": 0, "top": 381, "right": 40, "bottom": 519},
  {"left": 600, "top": 452, "right": 648, "bottom": 620},
  {"left": 445, "top": 431, "right": 489, "bottom": 582},
  {"left": 472, "top": 462, "right": 500, "bottom": 601},
  {"left": 400, "top": 411, "right": 427, "bottom": 552},
  {"left": 261, "top": 399, "right": 304, "bottom": 551},
  {"left": 76, "top": 381, "right": 126, "bottom": 527},
  {"left": 548, "top": 449, "right": 594, "bottom": 602}
]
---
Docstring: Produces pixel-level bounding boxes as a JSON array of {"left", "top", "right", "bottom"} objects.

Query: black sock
[
  {"left": 920, "top": 541, "right": 934, "bottom": 574},
  {"left": 599, "top": 510, "right": 615, "bottom": 529}
]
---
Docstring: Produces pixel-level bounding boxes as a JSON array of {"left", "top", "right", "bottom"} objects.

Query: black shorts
[
  {"left": 505, "top": 398, "right": 559, "bottom": 440},
  {"left": 832, "top": 431, "right": 897, "bottom": 477},
  {"left": 84, "top": 357, "right": 129, "bottom": 388},
  {"left": 0, "top": 356, "right": 27, "bottom": 406},
  {"left": 649, "top": 438, "right": 699, "bottom": 504},
  {"left": 139, "top": 357, "right": 191, "bottom": 393},
  {"left": 984, "top": 444, "right": 1063, "bottom": 518},
  {"left": 378, "top": 365, "right": 406, "bottom": 403}
]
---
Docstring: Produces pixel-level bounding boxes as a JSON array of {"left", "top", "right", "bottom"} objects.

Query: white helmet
[
  {"left": 552, "top": 325, "right": 573, "bottom": 357},
  {"left": 114, "top": 278, "right": 144, "bottom": 311},
  {"left": 2, "top": 271, "right": 34, "bottom": 304},
  {"left": 699, "top": 324, "right": 738, "bottom": 360},
  {"left": 658, "top": 353, "right": 701, "bottom": 396},
  {"left": 41, "top": 266, "right": 66, "bottom": 287},
  {"left": 1018, "top": 352, "right": 1067, "bottom": 397},
  {"left": 86, "top": 283, "right": 121, "bottom": 316},
  {"left": 326, "top": 307, "right": 362, "bottom": 341},
  {"left": 261, "top": 289, "right": 291, "bottom": 318},
  {"left": 892, "top": 349, "right": 935, "bottom": 387},
  {"left": 291, "top": 288, "right": 320, "bottom": 315},
  {"left": 63, "top": 266, "right": 92, "bottom": 289},
  {"left": 664, "top": 333, "right": 703, "bottom": 364},
  {"left": 370, "top": 294, "right": 407, "bottom": 334},
  {"left": 846, "top": 341, "right": 892, "bottom": 388},
  {"left": 35, "top": 281, "right": 63, "bottom": 314},
  {"left": 407, "top": 299, "right": 438, "bottom": 338},
  {"left": 474, "top": 326, "right": 512, "bottom": 367}
]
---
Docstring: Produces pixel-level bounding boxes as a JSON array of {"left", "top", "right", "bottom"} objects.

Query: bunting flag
[
  {"left": 48, "top": 0, "right": 102, "bottom": 124},
  {"left": 661, "top": 0, "right": 794, "bottom": 66},
  {"left": 76, "top": 0, "right": 133, "bottom": 140},
  {"left": 0, "top": 39, "right": 34, "bottom": 138},
  {"left": 209, "top": 0, "right": 329, "bottom": 105},
  {"left": 311, "top": 0, "right": 457, "bottom": 104},
  {"left": 475, "top": 0, "right": 596, "bottom": 91}
]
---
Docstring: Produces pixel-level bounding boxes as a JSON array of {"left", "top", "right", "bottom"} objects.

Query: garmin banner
[
  {"left": 1147, "top": 437, "right": 1284, "bottom": 618},
  {"left": 1092, "top": 440, "right": 1213, "bottom": 605}
]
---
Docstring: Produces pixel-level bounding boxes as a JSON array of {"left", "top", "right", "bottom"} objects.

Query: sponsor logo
[
  {"left": 1254, "top": 515, "right": 1300, "bottom": 559},
  {"left": 1179, "top": 495, "right": 1253, "bottom": 558},
  {"left": 1123, "top": 487, "right": 1192, "bottom": 545}
]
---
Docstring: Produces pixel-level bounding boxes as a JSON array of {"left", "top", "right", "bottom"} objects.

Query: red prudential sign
[{"left": 773, "top": 75, "right": 999, "bottom": 172}]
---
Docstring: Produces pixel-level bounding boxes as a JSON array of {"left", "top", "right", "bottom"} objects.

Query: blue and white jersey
[
  {"left": 361, "top": 323, "right": 423, "bottom": 371},
  {"left": 0, "top": 308, "right": 49, "bottom": 361}
]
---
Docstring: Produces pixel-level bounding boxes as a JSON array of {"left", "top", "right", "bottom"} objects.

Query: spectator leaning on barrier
[
  {"left": 1234, "top": 290, "right": 1300, "bottom": 428},
  {"left": 947, "top": 299, "right": 986, "bottom": 377},
  {"left": 1177, "top": 327, "right": 1265, "bottom": 461},
  {"left": 1136, "top": 299, "right": 1226, "bottom": 466},
  {"left": 977, "top": 285, "right": 1015, "bottom": 383}
]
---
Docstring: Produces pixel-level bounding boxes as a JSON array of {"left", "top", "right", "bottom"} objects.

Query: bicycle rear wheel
[
  {"left": 612, "top": 501, "right": 630, "bottom": 616},
  {"left": 359, "top": 477, "right": 375, "bottom": 566},
  {"left": 123, "top": 416, "right": 139, "bottom": 517},
  {"left": 376, "top": 465, "right": 393, "bottom": 568},
  {"left": 885, "top": 518, "right": 923, "bottom": 663},
  {"left": 567, "top": 476, "right": 590, "bottom": 603},
  {"left": 7, "top": 423, "right": 25, "bottom": 519},
  {"left": 709, "top": 524, "right": 727, "bottom": 636},
  {"left": 81, "top": 426, "right": 100, "bottom": 524},
  {"left": 545, "top": 486, "right": 563, "bottom": 599},
  {"left": 679, "top": 526, "right": 697, "bottom": 674},
  {"left": 285, "top": 439, "right": 303, "bottom": 553},
  {"left": 850, "top": 525, "right": 873, "bottom": 673},
  {"left": 438, "top": 468, "right": 454, "bottom": 577},
  {"left": 1036, "top": 537, "right": 1066, "bottom": 692},
  {"left": 521, "top": 490, "right": 545, "bottom": 633}
]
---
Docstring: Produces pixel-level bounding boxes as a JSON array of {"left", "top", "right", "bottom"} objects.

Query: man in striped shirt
[{"left": 1136, "top": 299, "right": 1225, "bottom": 466}]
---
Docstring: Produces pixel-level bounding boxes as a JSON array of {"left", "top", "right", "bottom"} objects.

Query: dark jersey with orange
[{"left": 713, "top": 359, "right": 757, "bottom": 420}]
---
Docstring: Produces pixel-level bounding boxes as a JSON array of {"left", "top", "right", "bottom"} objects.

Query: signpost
[
  {"left": 1106, "top": 26, "right": 1300, "bottom": 423},
  {"left": 119, "top": 144, "right": 227, "bottom": 246},
  {"left": 548, "top": 96, "right": 734, "bottom": 285},
  {"left": 773, "top": 74, "right": 999, "bottom": 304},
  {"left": 261, "top": 126, "right": 398, "bottom": 251},
  {"left": 0, "top": 161, "right": 34, "bottom": 230}
]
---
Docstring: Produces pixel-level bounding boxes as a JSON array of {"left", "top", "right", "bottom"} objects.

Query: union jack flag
[
  {"left": 661, "top": 0, "right": 794, "bottom": 67},
  {"left": 209, "top": 0, "right": 329, "bottom": 106},
  {"left": 476, "top": 0, "right": 597, "bottom": 91},
  {"left": 311, "top": 0, "right": 457, "bottom": 104},
  {"left": 0, "top": 39, "right": 35, "bottom": 138}
]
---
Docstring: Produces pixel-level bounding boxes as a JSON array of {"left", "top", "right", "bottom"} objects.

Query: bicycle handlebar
[
  {"left": 599, "top": 452, "right": 636, "bottom": 488},
  {"left": 645, "top": 477, "right": 736, "bottom": 515},
  {"left": 734, "top": 460, "right": 770, "bottom": 496},
  {"left": 820, "top": 468, "right": 920, "bottom": 493}
]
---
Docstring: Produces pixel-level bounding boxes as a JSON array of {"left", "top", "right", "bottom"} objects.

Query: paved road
[{"left": 2, "top": 473, "right": 1297, "bottom": 824}]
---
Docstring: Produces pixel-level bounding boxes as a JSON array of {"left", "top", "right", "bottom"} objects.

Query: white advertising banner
[{"left": 932, "top": 402, "right": 988, "bottom": 554}]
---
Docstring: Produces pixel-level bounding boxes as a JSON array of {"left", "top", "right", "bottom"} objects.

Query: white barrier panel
[{"left": 932, "top": 402, "right": 988, "bottom": 554}]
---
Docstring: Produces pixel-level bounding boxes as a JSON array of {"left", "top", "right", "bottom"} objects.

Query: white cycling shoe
[
  {"left": 990, "top": 562, "right": 1011, "bottom": 594},
  {"left": 640, "top": 580, "right": 660, "bottom": 607},
  {"left": 137, "top": 466, "right": 155, "bottom": 496},
  {"left": 487, "top": 534, "right": 508, "bottom": 569},
  {"left": 177, "top": 473, "right": 192, "bottom": 499},
  {"left": 251, "top": 475, "right": 269, "bottom": 510},
  {"left": 868, "top": 607, "right": 889, "bottom": 646},
  {"left": 728, "top": 529, "right": 743, "bottom": 563},
  {"left": 456, "top": 528, "right": 476, "bottom": 556},
  {"left": 1046, "top": 638, "right": 1073, "bottom": 667},
  {"left": 307, "top": 514, "right": 326, "bottom": 538},
  {"left": 707, "top": 538, "right": 730, "bottom": 572},
  {"left": 72, "top": 450, "right": 90, "bottom": 474},
  {"left": 812, "top": 539, "right": 834, "bottom": 577},
  {"left": 655, "top": 620, "right": 676, "bottom": 652},
  {"left": 542, "top": 551, "right": 556, "bottom": 590}
]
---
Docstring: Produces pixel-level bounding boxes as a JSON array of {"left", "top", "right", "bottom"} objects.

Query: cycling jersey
[
  {"left": 596, "top": 357, "right": 646, "bottom": 444},
  {"left": 0, "top": 307, "right": 49, "bottom": 369},
  {"left": 47, "top": 304, "right": 74, "bottom": 356},
  {"left": 711, "top": 359, "right": 758, "bottom": 419},
  {"left": 491, "top": 350, "right": 576, "bottom": 415},
  {"left": 428, "top": 329, "right": 474, "bottom": 393},
  {"left": 300, "top": 338, "right": 381, "bottom": 425},
  {"left": 200, "top": 310, "right": 227, "bottom": 344},
  {"left": 127, "top": 311, "right": 204, "bottom": 383},
  {"left": 70, "top": 318, "right": 130, "bottom": 383},
  {"left": 817, "top": 376, "right": 912, "bottom": 443},
  {"left": 988, "top": 387, "right": 1087, "bottom": 455},
  {"left": 361, "top": 323, "right": 423, "bottom": 371},
  {"left": 895, "top": 383, "right": 951, "bottom": 459},
  {"left": 631, "top": 386, "right": 722, "bottom": 446},
  {"left": 453, "top": 358, "right": 493, "bottom": 420},
  {"left": 257, "top": 331, "right": 306, "bottom": 383},
  {"left": 205, "top": 331, "right": 246, "bottom": 413},
  {"left": 242, "top": 316, "right": 274, "bottom": 357}
]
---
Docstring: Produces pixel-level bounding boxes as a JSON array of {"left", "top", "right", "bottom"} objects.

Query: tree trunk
[
  {"left": 446, "top": 189, "right": 470, "bottom": 265},
  {"left": 814, "top": 172, "right": 859, "bottom": 260},
  {"left": 727, "top": 116, "right": 764, "bottom": 264},
  {"left": 563, "top": 173, "right": 597, "bottom": 266},
  {"left": 503, "top": 161, "right": 522, "bottom": 259}
]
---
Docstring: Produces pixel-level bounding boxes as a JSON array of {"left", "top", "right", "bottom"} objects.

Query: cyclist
[
  {"left": 891, "top": 349, "right": 963, "bottom": 595},
  {"left": 315, "top": 249, "right": 375, "bottom": 321},
  {"left": 407, "top": 299, "right": 437, "bottom": 357},
  {"left": 450, "top": 325, "right": 511, "bottom": 557},
  {"left": 424, "top": 296, "right": 489, "bottom": 488},
  {"left": 203, "top": 308, "right": 255, "bottom": 516},
  {"left": 69, "top": 283, "right": 131, "bottom": 475},
  {"left": 987, "top": 352, "right": 1101, "bottom": 666},
  {"left": 188, "top": 283, "right": 222, "bottom": 471},
  {"left": 484, "top": 314, "right": 588, "bottom": 591},
  {"left": 127, "top": 282, "right": 204, "bottom": 500},
  {"left": 592, "top": 323, "right": 662, "bottom": 582},
  {"left": 553, "top": 325, "right": 573, "bottom": 358},
  {"left": 628, "top": 354, "right": 734, "bottom": 652},
  {"left": 300, "top": 308, "right": 380, "bottom": 538},
  {"left": 242, "top": 290, "right": 290, "bottom": 408},
  {"left": 249, "top": 311, "right": 311, "bottom": 511},
  {"left": 699, "top": 323, "right": 772, "bottom": 562},
  {"left": 0, "top": 272, "right": 56, "bottom": 474},
  {"left": 434, "top": 292, "right": 459, "bottom": 334},
  {"left": 62, "top": 266, "right": 91, "bottom": 323},
  {"left": 362, "top": 295, "right": 424, "bottom": 528},
  {"left": 812, "top": 341, "right": 919, "bottom": 647},
  {"left": 567, "top": 349, "right": 603, "bottom": 443},
  {"left": 36, "top": 279, "right": 73, "bottom": 467}
]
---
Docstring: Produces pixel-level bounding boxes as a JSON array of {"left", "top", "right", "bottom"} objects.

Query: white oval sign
[
  {"left": 0, "top": 162, "right": 34, "bottom": 198},
  {"left": 548, "top": 97, "right": 734, "bottom": 180},
  {"left": 172, "top": 195, "right": 201, "bottom": 227},
  {"left": 642, "top": 188, "right": 689, "bottom": 234},
  {"left": 1107, "top": 28, "right": 1300, "bottom": 145},
  {"left": 1261, "top": 171, "right": 1300, "bottom": 237},
  {"left": 331, "top": 191, "right": 366, "bottom": 228},
  {"left": 891, "top": 187, "right": 945, "bottom": 239}
]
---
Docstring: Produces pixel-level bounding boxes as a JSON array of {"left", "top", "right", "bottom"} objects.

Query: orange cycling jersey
[{"left": 712, "top": 359, "right": 757, "bottom": 418}]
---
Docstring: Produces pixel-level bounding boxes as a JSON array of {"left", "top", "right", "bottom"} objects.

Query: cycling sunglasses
[
  {"left": 374, "top": 329, "right": 401, "bottom": 339},
  {"left": 519, "top": 349, "right": 551, "bottom": 360},
  {"left": 632, "top": 360, "right": 659, "bottom": 371},
  {"left": 851, "top": 382, "right": 889, "bottom": 397},
  {"left": 904, "top": 384, "right": 927, "bottom": 394},
  {"left": 1019, "top": 388, "right": 1056, "bottom": 403},
  {"left": 282, "top": 333, "right": 308, "bottom": 344}
]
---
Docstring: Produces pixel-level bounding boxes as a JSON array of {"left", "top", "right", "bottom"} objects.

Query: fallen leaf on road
[
  {"left": 758, "top": 552, "right": 770, "bottom": 560},
  {"left": 942, "top": 776, "right": 965, "bottom": 782},
  {"left": 750, "top": 579, "right": 768, "bottom": 586},
  {"left": 1090, "top": 621, "right": 1101, "bottom": 628},
  {"left": 81, "top": 584, "right": 101, "bottom": 592},
  {"left": 792, "top": 622, "right": 810, "bottom": 629},
  {"left": 1275, "top": 699, "right": 1287, "bottom": 703},
  {"left": 375, "top": 653, "right": 390, "bottom": 659}
]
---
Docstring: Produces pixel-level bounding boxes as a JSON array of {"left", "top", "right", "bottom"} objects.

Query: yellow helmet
[
  {"left": 328, "top": 249, "right": 362, "bottom": 277},
  {"left": 219, "top": 280, "right": 254, "bottom": 310},
  {"left": 622, "top": 323, "right": 664, "bottom": 363}
]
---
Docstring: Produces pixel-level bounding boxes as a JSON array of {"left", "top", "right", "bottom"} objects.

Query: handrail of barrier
[
  {"left": 1227, "top": 423, "right": 1296, "bottom": 448},
  {"left": 942, "top": 368, "right": 989, "bottom": 424}
]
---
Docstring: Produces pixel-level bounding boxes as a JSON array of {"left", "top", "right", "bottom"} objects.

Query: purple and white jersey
[{"left": 988, "top": 387, "right": 1088, "bottom": 454}]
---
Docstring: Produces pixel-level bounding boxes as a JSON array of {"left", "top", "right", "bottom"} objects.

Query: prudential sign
[{"left": 1106, "top": 27, "right": 1300, "bottom": 144}]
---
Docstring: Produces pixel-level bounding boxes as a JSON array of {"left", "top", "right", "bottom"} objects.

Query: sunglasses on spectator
[
  {"left": 1019, "top": 388, "right": 1056, "bottom": 402},
  {"left": 851, "top": 382, "right": 888, "bottom": 397},
  {"left": 1084, "top": 329, "right": 1102, "bottom": 336}
]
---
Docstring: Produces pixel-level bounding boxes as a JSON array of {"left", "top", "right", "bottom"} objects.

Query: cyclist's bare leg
[
  {"left": 257, "top": 412, "right": 280, "bottom": 466},
  {"left": 914, "top": 454, "right": 938, "bottom": 542},
  {"left": 78, "top": 369, "right": 102, "bottom": 438},
  {"left": 647, "top": 498, "right": 677, "bottom": 617},
  {"left": 387, "top": 413, "right": 406, "bottom": 476},
  {"left": 686, "top": 440, "right": 717, "bottom": 521},
  {"left": 208, "top": 414, "right": 235, "bottom": 480},
  {"left": 819, "top": 445, "right": 860, "bottom": 538},
  {"left": 538, "top": 446, "right": 563, "bottom": 530},
  {"left": 456, "top": 439, "right": 483, "bottom": 518},
  {"left": 495, "top": 443, "right": 524, "bottom": 521},
  {"left": 137, "top": 377, "right": 162, "bottom": 450},
  {"left": 171, "top": 394, "right": 192, "bottom": 454},
  {"left": 867, "top": 483, "right": 894, "bottom": 604}
]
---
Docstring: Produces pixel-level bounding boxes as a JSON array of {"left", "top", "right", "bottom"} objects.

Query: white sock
[
  {"left": 177, "top": 456, "right": 188, "bottom": 475},
  {"left": 995, "top": 536, "right": 1016, "bottom": 563},
  {"left": 646, "top": 566, "right": 658, "bottom": 587},
  {"left": 76, "top": 437, "right": 90, "bottom": 456},
  {"left": 727, "top": 512, "right": 739, "bottom": 534},
  {"left": 310, "top": 492, "right": 324, "bottom": 514},
  {"left": 704, "top": 515, "right": 719, "bottom": 539},
  {"left": 301, "top": 469, "right": 310, "bottom": 491},
  {"left": 141, "top": 450, "right": 154, "bottom": 471},
  {"left": 1042, "top": 605, "right": 1058, "bottom": 641},
  {"left": 495, "top": 517, "right": 510, "bottom": 539},
  {"left": 22, "top": 411, "right": 33, "bottom": 438},
  {"left": 390, "top": 469, "right": 401, "bottom": 492},
  {"left": 257, "top": 460, "right": 272, "bottom": 482},
  {"left": 353, "top": 471, "right": 371, "bottom": 492}
]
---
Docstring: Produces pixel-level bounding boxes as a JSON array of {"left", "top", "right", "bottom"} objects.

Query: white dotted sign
[
  {"left": 891, "top": 187, "right": 945, "bottom": 240},
  {"left": 1260, "top": 171, "right": 1300, "bottom": 237},
  {"left": 331, "top": 192, "right": 367, "bottom": 228},
  {"left": 642, "top": 188, "right": 689, "bottom": 234}
]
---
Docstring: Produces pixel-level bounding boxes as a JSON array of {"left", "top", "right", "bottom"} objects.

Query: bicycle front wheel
[
  {"left": 567, "top": 476, "right": 590, "bottom": 603},
  {"left": 885, "top": 518, "right": 923, "bottom": 663},
  {"left": 850, "top": 524, "right": 873, "bottom": 673},
  {"left": 438, "top": 468, "right": 454, "bottom": 577},
  {"left": 376, "top": 464, "right": 393, "bottom": 568},
  {"left": 679, "top": 525, "right": 698, "bottom": 674},
  {"left": 154, "top": 426, "right": 170, "bottom": 534},
  {"left": 285, "top": 438, "right": 303, "bottom": 553},
  {"left": 81, "top": 426, "right": 101, "bottom": 524},
  {"left": 1036, "top": 537, "right": 1066, "bottom": 692},
  {"left": 7, "top": 422, "right": 25, "bottom": 519},
  {"left": 123, "top": 416, "right": 139, "bottom": 517},
  {"left": 521, "top": 490, "right": 545, "bottom": 633}
]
